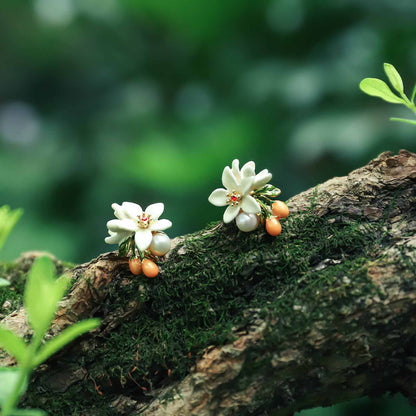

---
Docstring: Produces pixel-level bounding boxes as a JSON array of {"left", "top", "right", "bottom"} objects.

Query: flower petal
[
  {"left": 121, "top": 202, "right": 142, "bottom": 220},
  {"left": 135, "top": 229, "right": 153, "bottom": 251},
  {"left": 107, "top": 218, "right": 138, "bottom": 233},
  {"left": 253, "top": 169, "right": 272, "bottom": 189},
  {"left": 105, "top": 231, "right": 131, "bottom": 245},
  {"left": 222, "top": 166, "right": 238, "bottom": 191},
  {"left": 237, "top": 176, "right": 254, "bottom": 195},
  {"left": 111, "top": 203, "right": 126, "bottom": 220},
  {"left": 231, "top": 159, "right": 241, "bottom": 182},
  {"left": 208, "top": 188, "right": 228, "bottom": 206},
  {"left": 150, "top": 219, "right": 172, "bottom": 231},
  {"left": 145, "top": 203, "right": 164, "bottom": 220},
  {"left": 240, "top": 161, "right": 255, "bottom": 178},
  {"left": 223, "top": 205, "right": 240, "bottom": 223},
  {"left": 241, "top": 195, "right": 261, "bottom": 214}
]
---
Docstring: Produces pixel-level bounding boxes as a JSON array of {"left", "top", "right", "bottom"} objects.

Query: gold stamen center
[
  {"left": 138, "top": 213, "right": 151, "bottom": 229},
  {"left": 226, "top": 191, "right": 242, "bottom": 206}
]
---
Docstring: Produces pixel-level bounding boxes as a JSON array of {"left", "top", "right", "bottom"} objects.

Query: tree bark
[{"left": 1, "top": 150, "right": 416, "bottom": 416}]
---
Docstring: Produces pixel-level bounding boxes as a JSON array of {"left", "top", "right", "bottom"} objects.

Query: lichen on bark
[{"left": 1, "top": 150, "right": 416, "bottom": 415}]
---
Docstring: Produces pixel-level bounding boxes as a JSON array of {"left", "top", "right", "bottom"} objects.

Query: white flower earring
[
  {"left": 105, "top": 202, "right": 172, "bottom": 278},
  {"left": 208, "top": 159, "right": 289, "bottom": 235}
]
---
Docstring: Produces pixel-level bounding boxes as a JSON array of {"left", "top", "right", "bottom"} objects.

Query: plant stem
[{"left": 1, "top": 333, "right": 44, "bottom": 416}]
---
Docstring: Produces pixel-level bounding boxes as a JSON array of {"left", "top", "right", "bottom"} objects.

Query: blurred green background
[{"left": 0, "top": 0, "right": 415, "bottom": 414}]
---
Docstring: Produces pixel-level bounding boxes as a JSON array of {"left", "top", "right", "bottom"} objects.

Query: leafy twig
[{"left": 359, "top": 63, "right": 416, "bottom": 125}]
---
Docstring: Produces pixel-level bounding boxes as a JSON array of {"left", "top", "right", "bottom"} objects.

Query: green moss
[
  {"left": 24, "top": 208, "right": 393, "bottom": 414},
  {"left": 0, "top": 262, "right": 27, "bottom": 316}
]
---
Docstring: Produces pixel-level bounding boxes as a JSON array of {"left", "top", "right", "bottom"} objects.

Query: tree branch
[{"left": 1, "top": 150, "right": 416, "bottom": 415}]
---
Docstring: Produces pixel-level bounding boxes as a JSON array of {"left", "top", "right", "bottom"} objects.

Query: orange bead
[
  {"left": 265, "top": 217, "right": 282, "bottom": 236},
  {"left": 272, "top": 201, "right": 289, "bottom": 219},
  {"left": 129, "top": 258, "right": 142, "bottom": 275},
  {"left": 142, "top": 259, "right": 159, "bottom": 278}
]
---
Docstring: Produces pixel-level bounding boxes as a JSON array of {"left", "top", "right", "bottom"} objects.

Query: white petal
[
  {"left": 121, "top": 202, "right": 142, "bottom": 220},
  {"left": 105, "top": 231, "right": 131, "bottom": 245},
  {"left": 231, "top": 159, "right": 241, "bottom": 182},
  {"left": 107, "top": 218, "right": 138, "bottom": 233},
  {"left": 237, "top": 176, "right": 254, "bottom": 195},
  {"left": 253, "top": 169, "right": 272, "bottom": 189},
  {"left": 135, "top": 229, "right": 153, "bottom": 251},
  {"left": 145, "top": 203, "right": 164, "bottom": 220},
  {"left": 240, "top": 161, "right": 255, "bottom": 178},
  {"left": 241, "top": 195, "right": 261, "bottom": 214},
  {"left": 223, "top": 205, "right": 240, "bottom": 223},
  {"left": 111, "top": 203, "right": 126, "bottom": 220},
  {"left": 150, "top": 219, "right": 172, "bottom": 231},
  {"left": 208, "top": 188, "right": 228, "bottom": 206},
  {"left": 222, "top": 166, "right": 238, "bottom": 191}
]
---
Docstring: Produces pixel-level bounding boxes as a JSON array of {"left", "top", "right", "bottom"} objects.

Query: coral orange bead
[
  {"left": 129, "top": 258, "right": 142, "bottom": 275},
  {"left": 142, "top": 259, "right": 159, "bottom": 278},
  {"left": 272, "top": 201, "right": 289, "bottom": 219},
  {"left": 265, "top": 217, "right": 282, "bottom": 236}
]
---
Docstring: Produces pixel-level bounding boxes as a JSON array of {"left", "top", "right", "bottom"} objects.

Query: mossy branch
[{"left": 1, "top": 150, "right": 416, "bottom": 415}]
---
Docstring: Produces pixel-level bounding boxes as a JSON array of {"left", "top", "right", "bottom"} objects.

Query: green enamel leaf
[
  {"left": 359, "top": 78, "right": 404, "bottom": 104},
  {"left": 0, "top": 326, "right": 27, "bottom": 364},
  {"left": 24, "top": 257, "right": 69, "bottom": 337},
  {"left": 33, "top": 318, "right": 100, "bottom": 367},
  {"left": 384, "top": 63, "right": 404, "bottom": 94}
]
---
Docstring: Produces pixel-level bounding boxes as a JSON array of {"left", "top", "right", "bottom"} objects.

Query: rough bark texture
[{"left": 1, "top": 150, "right": 416, "bottom": 416}]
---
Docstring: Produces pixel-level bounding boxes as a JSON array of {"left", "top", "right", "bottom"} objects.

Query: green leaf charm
[
  {"left": 359, "top": 78, "right": 404, "bottom": 104},
  {"left": 384, "top": 63, "right": 404, "bottom": 94}
]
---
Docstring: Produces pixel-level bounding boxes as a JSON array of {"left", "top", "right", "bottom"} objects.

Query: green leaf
[
  {"left": 0, "top": 278, "right": 10, "bottom": 287},
  {"left": 411, "top": 83, "right": 416, "bottom": 103},
  {"left": 11, "top": 409, "right": 46, "bottom": 416},
  {"left": 0, "top": 326, "right": 27, "bottom": 364},
  {"left": 0, "top": 368, "right": 26, "bottom": 405},
  {"left": 390, "top": 117, "right": 416, "bottom": 125},
  {"left": 0, "top": 206, "right": 23, "bottom": 250},
  {"left": 24, "top": 257, "right": 70, "bottom": 337},
  {"left": 384, "top": 63, "right": 404, "bottom": 94},
  {"left": 33, "top": 318, "right": 100, "bottom": 367},
  {"left": 359, "top": 78, "right": 404, "bottom": 104}
]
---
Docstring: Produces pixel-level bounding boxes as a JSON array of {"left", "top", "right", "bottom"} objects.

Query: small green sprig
[
  {"left": 0, "top": 257, "right": 100, "bottom": 416},
  {"left": 360, "top": 63, "right": 416, "bottom": 126},
  {"left": 253, "top": 184, "right": 282, "bottom": 218}
]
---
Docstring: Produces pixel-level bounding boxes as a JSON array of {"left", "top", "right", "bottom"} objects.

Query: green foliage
[
  {"left": 32, "top": 320, "right": 100, "bottom": 368},
  {"left": 24, "top": 257, "right": 69, "bottom": 337},
  {"left": 0, "top": 328, "right": 27, "bottom": 364},
  {"left": 0, "top": 206, "right": 22, "bottom": 252},
  {"left": 360, "top": 63, "right": 416, "bottom": 125},
  {"left": 0, "top": 256, "right": 100, "bottom": 416}
]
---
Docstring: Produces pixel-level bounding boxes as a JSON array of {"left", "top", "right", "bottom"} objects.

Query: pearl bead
[
  {"left": 236, "top": 212, "right": 259, "bottom": 232},
  {"left": 150, "top": 232, "right": 171, "bottom": 256}
]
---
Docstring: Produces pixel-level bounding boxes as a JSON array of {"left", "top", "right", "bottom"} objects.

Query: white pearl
[
  {"left": 150, "top": 232, "right": 171, "bottom": 256},
  {"left": 236, "top": 212, "right": 259, "bottom": 232}
]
